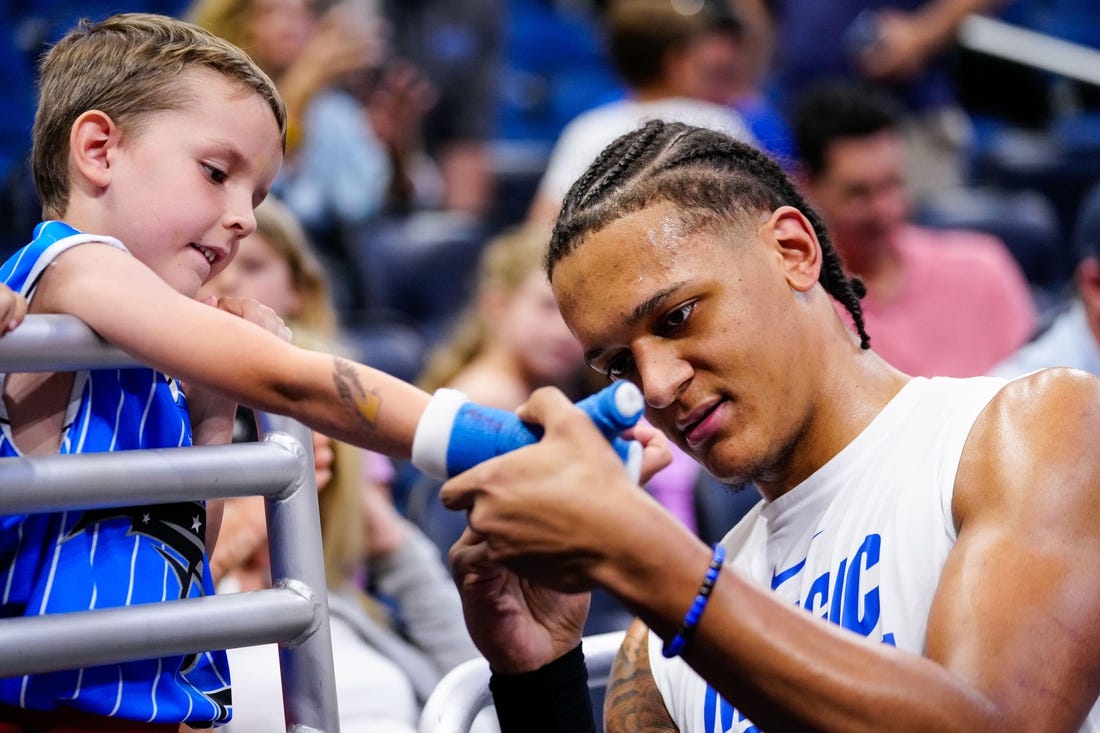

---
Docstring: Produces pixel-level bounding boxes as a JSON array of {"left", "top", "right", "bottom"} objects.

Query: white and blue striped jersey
[
  {"left": 0, "top": 221, "right": 232, "bottom": 725},
  {"left": 649, "top": 376, "right": 1100, "bottom": 733}
]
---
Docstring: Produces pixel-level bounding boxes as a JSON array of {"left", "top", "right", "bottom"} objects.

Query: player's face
[
  {"left": 552, "top": 202, "right": 812, "bottom": 485},
  {"left": 105, "top": 69, "right": 283, "bottom": 298},
  {"left": 492, "top": 270, "right": 584, "bottom": 386}
]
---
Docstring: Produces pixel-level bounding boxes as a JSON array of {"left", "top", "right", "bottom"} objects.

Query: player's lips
[{"left": 679, "top": 399, "right": 727, "bottom": 449}]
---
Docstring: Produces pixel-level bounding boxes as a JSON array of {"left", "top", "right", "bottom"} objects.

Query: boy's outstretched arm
[{"left": 41, "top": 243, "right": 429, "bottom": 458}]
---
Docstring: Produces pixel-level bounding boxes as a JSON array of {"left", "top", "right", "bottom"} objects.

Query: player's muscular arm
[
  {"left": 594, "top": 371, "right": 1100, "bottom": 732},
  {"left": 926, "top": 368, "right": 1100, "bottom": 731},
  {"left": 605, "top": 619, "right": 678, "bottom": 733}
]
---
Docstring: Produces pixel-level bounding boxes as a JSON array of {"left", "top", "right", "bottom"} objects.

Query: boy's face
[{"left": 98, "top": 69, "right": 284, "bottom": 298}]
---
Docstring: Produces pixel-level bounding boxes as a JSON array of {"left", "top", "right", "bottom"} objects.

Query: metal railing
[
  {"left": 0, "top": 314, "right": 339, "bottom": 733},
  {"left": 417, "top": 629, "right": 625, "bottom": 733},
  {"left": 959, "top": 14, "right": 1100, "bottom": 89}
]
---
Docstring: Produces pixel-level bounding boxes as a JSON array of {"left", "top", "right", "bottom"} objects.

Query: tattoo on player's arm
[
  {"left": 332, "top": 357, "right": 381, "bottom": 430},
  {"left": 605, "top": 620, "right": 679, "bottom": 733}
]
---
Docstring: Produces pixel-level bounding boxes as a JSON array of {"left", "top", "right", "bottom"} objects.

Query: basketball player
[{"left": 442, "top": 120, "right": 1100, "bottom": 732}]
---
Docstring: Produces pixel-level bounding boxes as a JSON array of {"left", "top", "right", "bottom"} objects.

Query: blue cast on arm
[{"left": 411, "top": 382, "right": 646, "bottom": 481}]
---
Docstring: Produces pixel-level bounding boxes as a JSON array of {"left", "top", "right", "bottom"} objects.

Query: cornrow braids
[{"left": 547, "top": 119, "right": 871, "bottom": 349}]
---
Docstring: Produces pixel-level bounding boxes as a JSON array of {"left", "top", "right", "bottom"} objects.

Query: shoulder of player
[{"left": 954, "top": 368, "right": 1100, "bottom": 522}]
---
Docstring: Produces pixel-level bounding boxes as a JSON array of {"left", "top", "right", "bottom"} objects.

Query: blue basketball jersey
[{"left": 0, "top": 221, "right": 232, "bottom": 725}]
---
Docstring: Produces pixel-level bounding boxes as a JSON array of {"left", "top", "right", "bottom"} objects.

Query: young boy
[{"left": 0, "top": 12, "right": 653, "bottom": 731}]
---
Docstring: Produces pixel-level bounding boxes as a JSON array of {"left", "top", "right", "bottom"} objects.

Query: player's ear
[
  {"left": 70, "top": 110, "right": 119, "bottom": 188},
  {"left": 763, "top": 205, "right": 822, "bottom": 293}
]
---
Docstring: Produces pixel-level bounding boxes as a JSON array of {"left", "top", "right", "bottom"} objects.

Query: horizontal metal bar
[
  {"left": 0, "top": 438, "right": 304, "bottom": 514},
  {"left": 959, "top": 15, "right": 1100, "bottom": 88},
  {"left": 0, "top": 314, "right": 137, "bottom": 371},
  {"left": 417, "top": 630, "right": 625, "bottom": 733},
  {"left": 0, "top": 586, "right": 319, "bottom": 678}
]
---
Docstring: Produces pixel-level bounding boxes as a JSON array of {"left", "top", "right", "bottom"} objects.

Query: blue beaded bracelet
[{"left": 662, "top": 543, "right": 727, "bottom": 658}]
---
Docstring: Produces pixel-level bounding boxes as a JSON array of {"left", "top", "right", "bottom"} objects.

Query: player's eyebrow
[
  {"left": 583, "top": 282, "right": 685, "bottom": 365},
  {"left": 626, "top": 283, "right": 685, "bottom": 326}
]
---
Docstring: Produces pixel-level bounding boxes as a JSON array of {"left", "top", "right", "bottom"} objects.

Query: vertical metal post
[{"left": 264, "top": 416, "right": 341, "bottom": 733}]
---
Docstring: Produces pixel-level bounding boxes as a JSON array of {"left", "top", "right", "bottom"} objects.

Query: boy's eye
[{"left": 203, "top": 164, "right": 228, "bottom": 184}]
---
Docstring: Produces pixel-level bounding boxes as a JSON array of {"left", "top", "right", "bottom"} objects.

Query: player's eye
[
  {"left": 662, "top": 302, "right": 696, "bottom": 331},
  {"left": 604, "top": 351, "right": 635, "bottom": 382}
]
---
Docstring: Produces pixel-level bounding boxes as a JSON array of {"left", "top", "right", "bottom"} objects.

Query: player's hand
[
  {"left": 626, "top": 419, "right": 674, "bottom": 485},
  {"left": 0, "top": 285, "right": 27, "bottom": 336},
  {"left": 449, "top": 528, "right": 589, "bottom": 674},
  {"left": 440, "top": 387, "right": 657, "bottom": 592}
]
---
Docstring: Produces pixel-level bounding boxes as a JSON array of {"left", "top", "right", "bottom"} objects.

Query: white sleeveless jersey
[{"left": 649, "top": 376, "right": 1100, "bottom": 733}]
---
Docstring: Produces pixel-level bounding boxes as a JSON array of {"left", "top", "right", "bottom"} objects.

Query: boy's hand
[
  {"left": 0, "top": 285, "right": 27, "bottom": 337},
  {"left": 202, "top": 295, "right": 293, "bottom": 343}
]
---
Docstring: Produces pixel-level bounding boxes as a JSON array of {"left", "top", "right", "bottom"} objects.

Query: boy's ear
[
  {"left": 763, "top": 205, "right": 822, "bottom": 293},
  {"left": 70, "top": 110, "right": 119, "bottom": 188}
]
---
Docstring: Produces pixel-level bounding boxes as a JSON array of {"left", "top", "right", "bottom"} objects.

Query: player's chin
[{"left": 695, "top": 443, "right": 760, "bottom": 489}]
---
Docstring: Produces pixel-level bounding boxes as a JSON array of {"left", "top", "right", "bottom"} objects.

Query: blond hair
[
  {"left": 250, "top": 196, "right": 363, "bottom": 591},
  {"left": 417, "top": 224, "right": 553, "bottom": 393},
  {"left": 33, "top": 12, "right": 285, "bottom": 219},
  {"left": 187, "top": 0, "right": 260, "bottom": 63},
  {"left": 251, "top": 197, "right": 337, "bottom": 338}
]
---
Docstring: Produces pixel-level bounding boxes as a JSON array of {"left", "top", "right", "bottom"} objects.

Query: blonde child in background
[
  {"left": 417, "top": 224, "right": 588, "bottom": 410},
  {"left": 201, "top": 197, "right": 478, "bottom": 733}
]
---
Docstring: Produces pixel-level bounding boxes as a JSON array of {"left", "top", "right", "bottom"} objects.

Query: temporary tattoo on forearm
[
  {"left": 605, "top": 623, "right": 678, "bottom": 733},
  {"left": 333, "top": 357, "right": 381, "bottom": 429}
]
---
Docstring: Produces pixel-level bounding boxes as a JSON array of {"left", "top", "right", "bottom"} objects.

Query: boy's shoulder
[{"left": 2, "top": 221, "right": 127, "bottom": 294}]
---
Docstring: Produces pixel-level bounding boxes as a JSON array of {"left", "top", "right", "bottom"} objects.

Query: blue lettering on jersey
[{"left": 702, "top": 533, "right": 893, "bottom": 731}]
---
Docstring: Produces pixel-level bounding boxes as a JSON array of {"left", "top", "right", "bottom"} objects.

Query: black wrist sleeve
[{"left": 488, "top": 644, "right": 597, "bottom": 733}]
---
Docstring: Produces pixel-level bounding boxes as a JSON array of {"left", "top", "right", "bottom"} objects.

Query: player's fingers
[
  {"left": 514, "top": 386, "right": 586, "bottom": 435},
  {"left": 438, "top": 472, "right": 478, "bottom": 512}
]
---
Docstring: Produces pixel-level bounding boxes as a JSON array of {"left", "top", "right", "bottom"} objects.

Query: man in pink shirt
[{"left": 792, "top": 80, "right": 1035, "bottom": 377}]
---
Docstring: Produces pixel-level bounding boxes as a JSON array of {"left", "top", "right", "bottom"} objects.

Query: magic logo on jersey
[{"left": 702, "top": 533, "right": 896, "bottom": 732}]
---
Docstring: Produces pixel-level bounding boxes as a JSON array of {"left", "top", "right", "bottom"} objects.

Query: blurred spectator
[
  {"left": 688, "top": 5, "right": 797, "bottom": 167},
  {"left": 741, "top": 0, "right": 1007, "bottom": 200},
  {"left": 189, "top": 0, "right": 393, "bottom": 310},
  {"left": 990, "top": 181, "right": 1100, "bottom": 378},
  {"left": 417, "top": 223, "right": 588, "bottom": 407},
  {"left": 526, "top": 0, "right": 757, "bottom": 226},
  {"left": 793, "top": 80, "right": 1036, "bottom": 377},
  {"left": 377, "top": 0, "right": 504, "bottom": 218},
  {"left": 202, "top": 197, "right": 477, "bottom": 732},
  {"left": 494, "top": 0, "right": 622, "bottom": 147}
]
